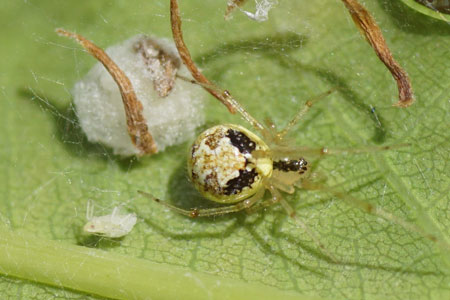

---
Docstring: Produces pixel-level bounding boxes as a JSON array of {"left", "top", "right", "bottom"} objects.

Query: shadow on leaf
[
  {"left": 199, "top": 31, "right": 388, "bottom": 143},
  {"left": 17, "top": 88, "right": 146, "bottom": 171}
]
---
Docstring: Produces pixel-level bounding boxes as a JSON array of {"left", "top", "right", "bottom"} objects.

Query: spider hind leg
[
  {"left": 244, "top": 183, "right": 339, "bottom": 262},
  {"left": 138, "top": 189, "right": 264, "bottom": 218}
]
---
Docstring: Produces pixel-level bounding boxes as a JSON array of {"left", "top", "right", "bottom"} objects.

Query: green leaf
[
  {"left": 1, "top": 0, "right": 449, "bottom": 299},
  {"left": 399, "top": 0, "right": 450, "bottom": 21}
]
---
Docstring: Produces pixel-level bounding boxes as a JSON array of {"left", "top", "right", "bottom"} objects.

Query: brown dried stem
[
  {"left": 134, "top": 38, "right": 180, "bottom": 98},
  {"left": 340, "top": 0, "right": 414, "bottom": 107},
  {"left": 56, "top": 28, "right": 158, "bottom": 155},
  {"left": 225, "top": 0, "right": 248, "bottom": 20},
  {"left": 170, "top": 0, "right": 236, "bottom": 113}
]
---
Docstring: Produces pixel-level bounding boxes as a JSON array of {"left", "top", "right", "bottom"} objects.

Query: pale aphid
[{"left": 83, "top": 200, "right": 137, "bottom": 238}]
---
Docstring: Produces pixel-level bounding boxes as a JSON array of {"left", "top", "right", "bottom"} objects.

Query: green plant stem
[
  {"left": 0, "top": 227, "right": 311, "bottom": 300},
  {"left": 400, "top": 0, "right": 450, "bottom": 21}
]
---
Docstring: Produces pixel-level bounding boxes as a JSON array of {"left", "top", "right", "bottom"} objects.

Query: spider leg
[
  {"left": 273, "top": 143, "right": 409, "bottom": 159},
  {"left": 276, "top": 89, "right": 336, "bottom": 140},
  {"left": 170, "top": 0, "right": 234, "bottom": 113},
  {"left": 170, "top": 0, "right": 268, "bottom": 135},
  {"left": 138, "top": 189, "right": 264, "bottom": 218},
  {"left": 55, "top": 29, "right": 157, "bottom": 155},
  {"left": 263, "top": 117, "right": 277, "bottom": 131},
  {"left": 247, "top": 183, "right": 339, "bottom": 262},
  {"left": 299, "top": 179, "right": 450, "bottom": 252},
  {"left": 270, "top": 176, "right": 296, "bottom": 194}
]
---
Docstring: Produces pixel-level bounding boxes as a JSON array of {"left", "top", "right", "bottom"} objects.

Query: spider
[{"left": 57, "top": 0, "right": 445, "bottom": 256}]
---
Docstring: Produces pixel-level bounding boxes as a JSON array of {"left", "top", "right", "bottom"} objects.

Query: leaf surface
[{"left": 0, "top": 0, "right": 449, "bottom": 299}]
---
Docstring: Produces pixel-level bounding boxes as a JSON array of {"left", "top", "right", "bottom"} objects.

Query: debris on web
[
  {"left": 226, "top": 0, "right": 278, "bottom": 22},
  {"left": 243, "top": 0, "right": 278, "bottom": 22}
]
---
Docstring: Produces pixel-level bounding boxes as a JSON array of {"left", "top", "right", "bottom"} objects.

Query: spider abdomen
[{"left": 188, "top": 124, "right": 272, "bottom": 204}]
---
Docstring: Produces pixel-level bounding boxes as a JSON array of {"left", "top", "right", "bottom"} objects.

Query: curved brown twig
[
  {"left": 170, "top": 0, "right": 236, "bottom": 113},
  {"left": 56, "top": 28, "right": 158, "bottom": 155},
  {"left": 224, "top": 0, "right": 248, "bottom": 20},
  {"left": 341, "top": 0, "right": 414, "bottom": 107}
]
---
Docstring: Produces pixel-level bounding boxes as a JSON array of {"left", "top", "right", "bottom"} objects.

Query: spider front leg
[
  {"left": 170, "top": 0, "right": 270, "bottom": 135},
  {"left": 298, "top": 177, "right": 450, "bottom": 252},
  {"left": 138, "top": 189, "right": 265, "bottom": 218},
  {"left": 170, "top": 0, "right": 235, "bottom": 113},
  {"left": 275, "top": 89, "right": 336, "bottom": 141},
  {"left": 273, "top": 143, "right": 409, "bottom": 158}
]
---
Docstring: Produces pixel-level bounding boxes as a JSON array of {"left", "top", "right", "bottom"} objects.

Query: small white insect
[{"left": 83, "top": 200, "right": 137, "bottom": 238}]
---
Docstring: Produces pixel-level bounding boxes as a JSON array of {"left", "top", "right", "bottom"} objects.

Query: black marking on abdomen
[
  {"left": 224, "top": 168, "right": 258, "bottom": 195},
  {"left": 226, "top": 129, "right": 256, "bottom": 154},
  {"left": 273, "top": 158, "right": 308, "bottom": 174}
]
